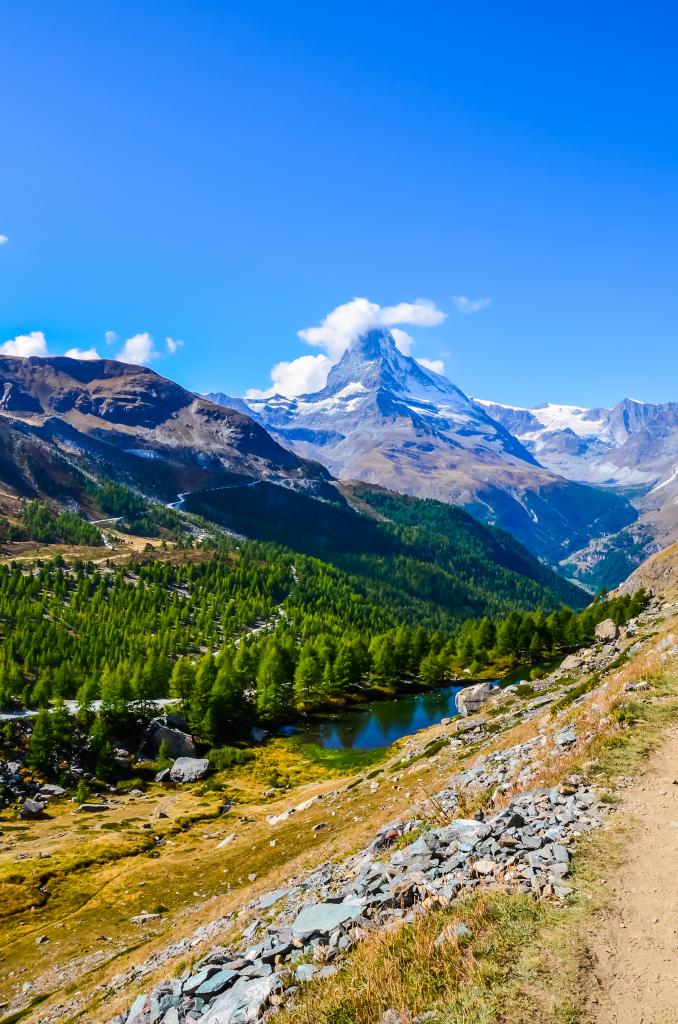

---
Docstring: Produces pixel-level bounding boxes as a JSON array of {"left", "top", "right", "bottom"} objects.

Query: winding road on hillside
[{"left": 585, "top": 726, "right": 678, "bottom": 1023}]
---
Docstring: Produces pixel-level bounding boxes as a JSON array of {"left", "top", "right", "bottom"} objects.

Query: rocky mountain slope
[
  {"left": 0, "top": 356, "right": 334, "bottom": 505},
  {"left": 481, "top": 396, "right": 678, "bottom": 585},
  {"left": 233, "top": 330, "right": 636, "bottom": 568},
  {"left": 479, "top": 397, "right": 678, "bottom": 494}
]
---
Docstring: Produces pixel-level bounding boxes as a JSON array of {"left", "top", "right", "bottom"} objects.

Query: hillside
[
  {"left": 0, "top": 356, "right": 334, "bottom": 505},
  {"left": 183, "top": 478, "right": 585, "bottom": 624},
  {"left": 615, "top": 538, "right": 678, "bottom": 599}
]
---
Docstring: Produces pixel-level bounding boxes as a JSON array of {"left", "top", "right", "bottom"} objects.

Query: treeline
[
  {"left": 452, "top": 589, "right": 648, "bottom": 675},
  {"left": 186, "top": 481, "right": 586, "bottom": 628},
  {"left": 0, "top": 550, "right": 649, "bottom": 781},
  {"left": 0, "top": 546, "right": 649, "bottom": 721},
  {"left": 0, "top": 501, "right": 104, "bottom": 548}
]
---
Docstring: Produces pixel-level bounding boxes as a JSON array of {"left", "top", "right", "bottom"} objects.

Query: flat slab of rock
[
  {"left": 291, "top": 900, "right": 362, "bottom": 940},
  {"left": 202, "top": 973, "right": 280, "bottom": 1023},
  {"left": 169, "top": 757, "right": 209, "bottom": 783},
  {"left": 38, "top": 783, "right": 66, "bottom": 798},
  {"left": 455, "top": 681, "right": 492, "bottom": 717},
  {"left": 76, "top": 802, "right": 112, "bottom": 813}
]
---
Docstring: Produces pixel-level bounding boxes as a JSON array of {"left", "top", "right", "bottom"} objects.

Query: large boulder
[
  {"left": 455, "top": 681, "right": 492, "bottom": 717},
  {"left": 594, "top": 618, "right": 619, "bottom": 644},
  {"left": 169, "top": 757, "right": 209, "bottom": 784},
  {"left": 19, "top": 798, "right": 46, "bottom": 819},
  {"left": 38, "top": 783, "right": 66, "bottom": 799},
  {"left": 139, "top": 717, "right": 197, "bottom": 759},
  {"left": 559, "top": 653, "right": 583, "bottom": 672}
]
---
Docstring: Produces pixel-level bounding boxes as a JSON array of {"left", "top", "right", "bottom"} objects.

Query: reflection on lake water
[{"left": 287, "top": 683, "right": 496, "bottom": 750}]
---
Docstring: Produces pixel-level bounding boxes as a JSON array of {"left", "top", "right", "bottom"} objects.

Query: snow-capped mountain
[
  {"left": 477, "top": 396, "right": 678, "bottom": 583},
  {"left": 223, "top": 329, "right": 637, "bottom": 569},
  {"left": 478, "top": 398, "right": 678, "bottom": 490},
  {"left": 247, "top": 328, "right": 536, "bottom": 467}
]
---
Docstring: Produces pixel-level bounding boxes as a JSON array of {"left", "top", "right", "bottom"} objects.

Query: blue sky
[{"left": 1, "top": 1, "right": 677, "bottom": 407}]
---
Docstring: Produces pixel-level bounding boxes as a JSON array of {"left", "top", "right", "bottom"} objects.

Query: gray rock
[
  {"left": 38, "top": 783, "right": 66, "bottom": 798},
  {"left": 169, "top": 757, "right": 209, "bottom": 784},
  {"left": 201, "top": 973, "right": 280, "bottom": 1023},
  {"left": 455, "top": 682, "right": 492, "bottom": 717},
  {"left": 257, "top": 888, "right": 290, "bottom": 910},
  {"left": 19, "top": 798, "right": 46, "bottom": 819},
  {"left": 194, "top": 969, "right": 239, "bottom": 998},
  {"left": 76, "top": 802, "right": 113, "bottom": 812},
  {"left": 295, "top": 963, "right": 316, "bottom": 983},
  {"left": 139, "top": 717, "right": 197, "bottom": 759},
  {"left": 183, "top": 966, "right": 219, "bottom": 995},
  {"left": 555, "top": 729, "right": 577, "bottom": 748},
  {"left": 125, "top": 994, "right": 149, "bottom": 1024},
  {"left": 594, "top": 618, "right": 619, "bottom": 644},
  {"left": 291, "top": 900, "right": 363, "bottom": 940}
]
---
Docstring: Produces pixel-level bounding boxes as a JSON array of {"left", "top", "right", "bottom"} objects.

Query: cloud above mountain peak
[
  {"left": 247, "top": 297, "right": 446, "bottom": 399},
  {"left": 298, "top": 297, "right": 445, "bottom": 360}
]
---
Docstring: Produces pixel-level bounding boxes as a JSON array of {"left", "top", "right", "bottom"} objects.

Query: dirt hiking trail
[{"left": 585, "top": 725, "right": 678, "bottom": 1024}]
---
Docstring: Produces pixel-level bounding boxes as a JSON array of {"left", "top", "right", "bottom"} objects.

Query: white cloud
[
  {"left": 452, "top": 295, "right": 492, "bottom": 315},
  {"left": 246, "top": 354, "right": 333, "bottom": 400},
  {"left": 417, "top": 357, "right": 445, "bottom": 375},
  {"left": 117, "top": 332, "right": 158, "bottom": 365},
  {"left": 104, "top": 330, "right": 118, "bottom": 346},
  {"left": 166, "top": 336, "right": 184, "bottom": 354},
  {"left": 248, "top": 296, "right": 447, "bottom": 400},
  {"left": 65, "top": 347, "right": 101, "bottom": 360},
  {"left": 298, "top": 297, "right": 446, "bottom": 360},
  {"left": 0, "top": 330, "right": 48, "bottom": 357},
  {"left": 390, "top": 328, "right": 414, "bottom": 355},
  {"left": 0, "top": 234, "right": 9, "bottom": 246}
]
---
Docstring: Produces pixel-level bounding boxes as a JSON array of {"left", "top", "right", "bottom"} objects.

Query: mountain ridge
[
  {"left": 235, "top": 330, "right": 637, "bottom": 571},
  {"left": 0, "top": 354, "right": 335, "bottom": 505}
]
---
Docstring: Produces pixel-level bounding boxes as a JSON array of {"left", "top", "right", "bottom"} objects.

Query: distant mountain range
[
  {"left": 208, "top": 329, "right": 650, "bottom": 581},
  {"left": 0, "top": 338, "right": 672, "bottom": 591},
  {"left": 205, "top": 329, "right": 678, "bottom": 587},
  {"left": 478, "top": 397, "right": 678, "bottom": 583},
  {"left": 0, "top": 353, "right": 586, "bottom": 623}
]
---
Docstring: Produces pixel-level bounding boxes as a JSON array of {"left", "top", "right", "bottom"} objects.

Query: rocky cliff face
[
  {"left": 241, "top": 331, "right": 636, "bottom": 567},
  {"left": 0, "top": 356, "right": 334, "bottom": 504}
]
